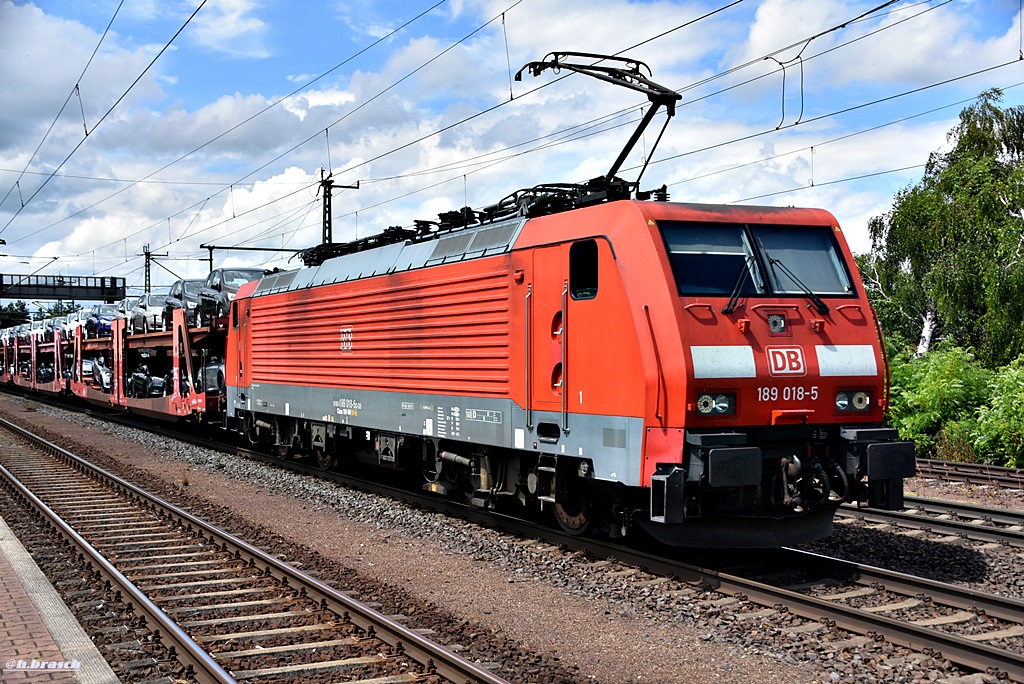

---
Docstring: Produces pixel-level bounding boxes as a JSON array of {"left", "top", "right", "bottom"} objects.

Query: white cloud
[
  {"left": 0, "top": 0, "right": 1019, "bottom": 293},
  {"left": 0, "top": 2, "right": 165, "bottom": 159},
  {"left": 189, "top": 0, "right": 270, "bottom": 59}
]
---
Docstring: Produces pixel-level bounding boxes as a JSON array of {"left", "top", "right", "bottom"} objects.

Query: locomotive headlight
[
  {"left": 835, "top": 391, "right": 850, "bottom": 411},
  {"left": 696, "top": 393, "right": 735, "bottom": 415},
  {"left": 852, "top": 391, "right": 871, "bottom": 410},
  {"left": 836, "top": 390, "right": 872, "bottom": 412}
]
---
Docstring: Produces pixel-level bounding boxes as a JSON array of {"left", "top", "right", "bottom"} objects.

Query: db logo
[{"left": 766, "top": 346, "right": 806, "bottom": 376}]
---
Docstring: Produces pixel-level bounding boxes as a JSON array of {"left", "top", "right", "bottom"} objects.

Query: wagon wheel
[{"left": 314, "top": 446, "right": 336, "bottom": 471}]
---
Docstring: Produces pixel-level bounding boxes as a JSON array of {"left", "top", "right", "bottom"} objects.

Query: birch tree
[{"left": 865, "top": 90, "right": 1024, "bottom": 367}]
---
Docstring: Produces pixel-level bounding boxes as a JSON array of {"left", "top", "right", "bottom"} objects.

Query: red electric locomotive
[
  {"left": 0, "top": 53, "right": 915, "bottom": 547},
  {"left": 218, "top": 53, "right": 914, "bottom": 547},
  {"left": 224, "top": 195, "right": 914, "bottom": 547}
]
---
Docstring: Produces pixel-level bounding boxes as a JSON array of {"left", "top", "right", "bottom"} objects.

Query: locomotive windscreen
[
  {"left": 753, "top": 226, "right": 854, "bottom": 296},
  {"left": 660, "top": 222, "right": 855, "bottom": 298},
  {"left": 660, "top": 223, "right": 764, "bottom": 296}
]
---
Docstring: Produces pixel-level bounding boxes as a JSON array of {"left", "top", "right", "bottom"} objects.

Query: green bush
[
  {"left": 972, "top": 358, "right": 1024, "bottom": 467},
  {"left": 935, "top": 419, "right": 981, "bottom": 463},
  {"left": 887, "top": 347, "right": 991, "bottom": 458}
]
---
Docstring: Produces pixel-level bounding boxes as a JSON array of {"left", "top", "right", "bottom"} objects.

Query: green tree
[
  {"left": 0, "top": 301, "right": 30, "bottom": 328},
  {"left": 973, "top": 358, "right": 1024, "bottom": 468},
  {"left": 887, "top": 346, "right": 991, "bottom": 457},
  {"left": 40, "top": 300, "right": 79, "bottom": 317},
  {"left": 864, "top": 89, "right": 1024, "bottom": 367}
]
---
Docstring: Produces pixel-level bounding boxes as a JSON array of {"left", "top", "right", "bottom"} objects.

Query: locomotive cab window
[
  {"left": 660, "top": 221, "right": 855, "bottom": 298},
  {"left": 749, "top": 225, "right": 854, "bottom": 296},
  {"left": 661, "top": 222, "right": 765, "bottom": 296},
  {"left": 569, "top": 239, "right": 598, "bottom": 300}
]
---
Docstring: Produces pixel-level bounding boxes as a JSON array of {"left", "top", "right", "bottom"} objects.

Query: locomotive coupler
[{"left": 778, "top": 455, "right": 802, "bottom": 508}]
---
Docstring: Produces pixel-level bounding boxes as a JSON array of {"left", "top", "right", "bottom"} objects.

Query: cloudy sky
[{"left": 0, "top": 0, "right": 1021, "bottom": 300}]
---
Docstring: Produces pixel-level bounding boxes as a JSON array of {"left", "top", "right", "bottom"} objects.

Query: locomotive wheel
[{"left": 553, "top": 499, "right": 592, "bottom": 535}]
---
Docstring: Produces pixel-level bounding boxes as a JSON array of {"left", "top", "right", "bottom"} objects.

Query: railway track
[
  {"left": 700, "top": 547, "right": 1024, "bottom": 682},
  {"left": 0, "top": 416, "right": 511, "bottom": 684},
  {"left": 916, "top": 458, "right": 1024, "bottom": 490},
  {"left": 233, "top": 441, "right": 1024, "bottom": 682},
  {"left": 837, "top": 496, "right": 1024, "bottom": 548},
  {"left": 562, "top": 539, "right": 1024, "bottom": 682},
  {"left": 3, "top": 394, "right": 1024, "bottom": 681}
]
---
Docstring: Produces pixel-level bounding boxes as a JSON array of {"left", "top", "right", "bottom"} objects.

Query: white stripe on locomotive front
[
  {"left": 815, "top": 345, "right": 878, "bottom": 377},
  {"left": 689, "top": 344, "right": 879, "bottom": 378},
  {"left": 690, "top": 346, "right": 757, "bottom": 378}
]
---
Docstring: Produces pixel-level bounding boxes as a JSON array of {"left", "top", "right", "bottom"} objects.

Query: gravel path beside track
[{"left": 1, "top": 395, "right": 1019, "bottom": 683}]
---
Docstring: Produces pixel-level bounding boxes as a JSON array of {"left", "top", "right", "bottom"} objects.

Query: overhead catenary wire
[
  {"left": 3, "top": 0, "right": 454, "bottom": 245},
  {"left": 664, "top": 82, "right": 1024, "bottom": 191},
  {"left": 2, "top": 0, "right": 1007, "bottom": 290},
  {"left": 126, "top": 10, "right": 1016, "bottom": 271},
  {"left": 0, "top": 0, "right": 210, "bottom": 236},
  {"left": 3, "top": 0, "right": 735, "bottom": 251},
  {"left": 649, "top": 60, "right": 1023, "bottom": 170},
  {"left": 209, "top": 0, "right": 949, "bottom": 205},
  {"left": 0, "top": 0, "right": 125, "bottom": 211},
  {"left": 0, "top": 0, "right": 816, "bottom": 263},
  {"left": 20, "top": 0, "right": 450, "bottom": 240},
  {"left": 311, "top": 61, "right": 1023, "bottom": 242}
]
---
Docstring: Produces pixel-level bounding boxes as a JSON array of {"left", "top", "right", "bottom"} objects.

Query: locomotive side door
[
  {"left": 529, "top": 245, "right": 570, "bottom": 438},
  {"left": 228, "top": 298, "right": 250, "bottom": 392}
]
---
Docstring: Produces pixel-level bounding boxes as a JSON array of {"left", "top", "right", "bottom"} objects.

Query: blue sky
[{"left": 0, "top": 0, "right": 1022, "bottom": 300}]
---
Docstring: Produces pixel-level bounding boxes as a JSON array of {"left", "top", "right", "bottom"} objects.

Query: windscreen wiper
[
  {"left": 722, "top": 255, "right": 754, "bottom": 314},
  {"left": 757, "top": 238, "right": 829, "bottom": 315}
]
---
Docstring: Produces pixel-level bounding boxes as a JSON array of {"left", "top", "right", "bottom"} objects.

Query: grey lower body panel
[{"left": 230, "top": 383, "right": 645, "bottom": 486}]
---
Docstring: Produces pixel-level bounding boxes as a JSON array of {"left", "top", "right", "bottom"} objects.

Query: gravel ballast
[{"left": 1, "top": 394, "right": 1020, "bottom": 683}]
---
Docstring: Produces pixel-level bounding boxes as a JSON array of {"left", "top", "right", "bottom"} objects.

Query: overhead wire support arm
[
  {"left": 515, "top": 52, "right": 682, "bottom": 183},
  {"left": 199, "top": 243, "right": 305, "bottom": 272},
  {"left": 318, "top": 171, "right": 359, "bottom": 245}
]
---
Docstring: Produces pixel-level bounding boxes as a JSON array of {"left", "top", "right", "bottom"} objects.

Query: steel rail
[
  {"left": 771, "top": 547, "right": 1024, "bottom": 624},
  {"left": 0, "top": 460, "right": 237, "bottom": 684},
  {"left": 5, "top": 393, "right": 1022, "bottom": 681},
  {"left": 903, "top": 495, "right": 1024, "bottom": 526},
  {"left": 0, "top": 416, "right": 512, "bottom": 684},
  {"left": 513, "top": 524, "right": 1024, "bottom": 681},
  {"left": 916, "top": 458, "right": 1024, "bottom": 489},
  {"left": 696, "top": 552, "right": 1023, "bottom": 682},
  {"left": 909, "top": 497, "right": 1019, "bottom": 524},
  {"left": 837, "top": 502, "right": 1024, "bottom": 548}
]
